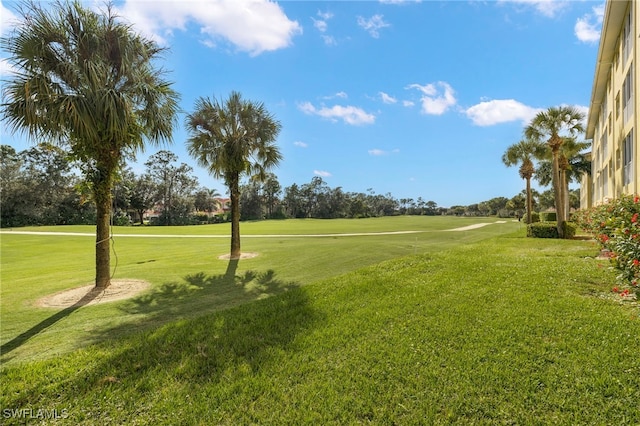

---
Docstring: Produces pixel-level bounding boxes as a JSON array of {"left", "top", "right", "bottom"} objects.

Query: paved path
[{"left": 0, "top": 221, "right": 510, "bottom": 238}]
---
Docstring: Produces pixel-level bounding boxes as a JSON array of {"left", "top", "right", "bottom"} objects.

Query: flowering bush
[{"left": 574, "top": 195, "right": 640, "bottom": 294}]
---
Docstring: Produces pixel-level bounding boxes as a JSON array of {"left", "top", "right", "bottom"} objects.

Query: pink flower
[
  {"left": 613, "top": 287, "right": 620, "bottom": 293},
  {"left": 632, "top": 213, "right": 639, "bottom": 223}
]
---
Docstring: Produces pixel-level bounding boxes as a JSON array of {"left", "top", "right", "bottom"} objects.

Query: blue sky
[{"left": 1, "top": 0, "right": 604, "bottom": 207}]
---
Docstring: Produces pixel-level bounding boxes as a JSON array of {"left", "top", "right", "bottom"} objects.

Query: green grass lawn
[{"left": 2, "top": 217, "right": 638, "bottom": 423}]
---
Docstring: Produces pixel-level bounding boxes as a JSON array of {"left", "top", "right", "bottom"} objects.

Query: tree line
[{"left": 1, "top": 143, "right": 578, "bottom": 228}]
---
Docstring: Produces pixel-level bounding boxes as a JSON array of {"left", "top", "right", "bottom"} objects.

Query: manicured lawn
[
  {"left": 2, "top": 217, "right": 638, "bottom": 423},
  {"left": 1, "top": 216, "right": 519, "bottom": 365}
]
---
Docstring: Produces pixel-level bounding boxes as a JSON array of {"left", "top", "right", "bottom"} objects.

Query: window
[
  {"left": 616, "top": 92, "right": 621, "bottom": 119},
  {"left": 602, "top": 131, "right": 608, "bottom": 159},
  {"left": 623, "top": 63, "right": 634, "bottom": 124},
  {"left": 623, "top": 8, "right": 632, "bottom": 64},
  {"left": 624, "top": 129, "right": 634, "bottom": 186}
]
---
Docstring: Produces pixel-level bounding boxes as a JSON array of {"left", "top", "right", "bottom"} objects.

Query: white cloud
[
  {"left": 0, "top": 57, "right": 17, "bottom": 77},
  {"left": 322, "top": 35, "right": 337, "bottom": 46},
  {"left": 294, "top": 141, "right": 308, "bottom": 148},
  {"left": 314, "top": 170, "right": 332, "bottom": 177},
  {"left": 1, "top": 2, "right": 19, "bottom": 36},
  {"left": 498, "top": 0, "right": 568, "bottom": 18},
  {"left": 317, "top": 11, "right": 333, "bottom": 21},
  {"left": 368, "top": 148, "right": 399, "bottom": 156},
  {"left": 464, "top": 99, "right": 542, "bottom": 126},
  {"left": 575, "top": 3, "right": 604, "bottom": 43},
  {"left": 299, "top": 102, "right": 375, "bottom": 126},
  {"left": 312, "top": 18, "right": 328, "bottom": 33},
  {"left": 313, "top": 10, "right": 333, "bottom": 32},
  {"left": 402, "top": 100, "right": 415, "bottom": 107},
  {"left": 116, "top": 0, "right": 302, "bottom": 56},
  {"left": 407, "top": 82, "right": 457, "bottom": 115},
  {"left": 322, "top": 91, "right": 348, "bottom": 100},
  {"left": 379, "top": 92, "right": 397, "bottom": 104},
  {"left": 357, "top": 14, "right": 390, "bottom": 38}
]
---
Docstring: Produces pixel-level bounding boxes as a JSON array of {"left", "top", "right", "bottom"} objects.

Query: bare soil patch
[
  {"left": 217, "top": 252, "right": 259, "bottom": 260},
  {"left": 36, "top": 279, "right": 151, "bottom": 308}
]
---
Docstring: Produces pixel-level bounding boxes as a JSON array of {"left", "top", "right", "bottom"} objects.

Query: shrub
[
  {"left": 562, "top": 221, "right": 577, "bottom": 239},
  {"left": 527, "top": 222, "right": 559, "bottom": 238},
  {"left": 575, "top": 195, "right": 640, "bottom": 292},
  {"left": 113, "top": 211, "right": 131, "bottom": 226},
  {"left": 527, "top": 212, "right": 540, "bottom": 224},
  {"left": 539, "top": 212, "right": 557, "bottom": 222},
  {"left": 526, "top": 221, "right": 575, "bottom": 239}
]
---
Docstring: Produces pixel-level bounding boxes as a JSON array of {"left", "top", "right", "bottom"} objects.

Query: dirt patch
[
  {"left": 217, "top": 252, "right": 259, "bottom": 260},
  {"left": 36, "top": 279, "right": 151, "bottom": 308}
]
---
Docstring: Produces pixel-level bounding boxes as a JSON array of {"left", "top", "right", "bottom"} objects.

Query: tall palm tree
[
  {"left": 502, "top": 139, "right": 545, "bottom": 224},
  {"left": 185, "top": 91, "right": 282, "bottom": 259},
  {"left": 1, "top": 1, "right": 180, "bottom": 288},
  {"left": 535, "top": 137, "right": 591, "bottom": 218},
  {"left": 524, "top": 106, "right": 585, "bottom": 238}
]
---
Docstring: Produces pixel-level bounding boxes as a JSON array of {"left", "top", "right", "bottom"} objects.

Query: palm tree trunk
[
  {"left": 551, "top": 150, "right": 565, "bottom": 238},
  {"left": 562, "top": 171, "right": 570, "bottom": 222},
  {"left": 94, "top": 170, "right": 113, "bottom": 289},
  {"left": 229, "top": 173, "right": 241, "bottom": 259},
  {"left": 525, "top": 176, "right": 532, "bottom": 224}
]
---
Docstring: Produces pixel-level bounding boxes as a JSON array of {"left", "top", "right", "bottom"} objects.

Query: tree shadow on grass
[
  {"left": 0, "top": 288, "right": 101, "bottom": 358},
  {"left": 3, "top": 282, "right": 325, "bottom": 421},
  {"left": 118, "top": 259, "right": 297, "bottom": 318}
]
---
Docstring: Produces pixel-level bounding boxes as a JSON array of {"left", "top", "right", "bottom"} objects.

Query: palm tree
[
  {"left": 524, "top": 106, "right": 585, "bottom": 238},
  {"left": 1, "top": 1, "right": 180, "bottom": 288},
  {"left": 502, "top": 139, "right": 544, "bottom": 224},
  {"left": 535, "top": 137, "right": 591, "bottom": 218},
  {"left": 185, "top": 91, "right": 282, "bottom": 259}
]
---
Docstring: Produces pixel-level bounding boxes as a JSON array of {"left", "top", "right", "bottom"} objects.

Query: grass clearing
[
  {"left": 3, "top": 217, "right": 638, "bottom": 423},
  {"left": 1, "top": 216, "right": 519, "bottom": 365}
]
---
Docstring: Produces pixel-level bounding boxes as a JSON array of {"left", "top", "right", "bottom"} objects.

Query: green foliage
[
  {"left": 528, "top": 211, "right": 540, "bottom": 223},
  {"left": 574, "top": 195, "right": 640, "bottom": 291},
  {"left": 526, "top": 221, "right": 576, "bottom": 238},
  {"left": 527, "top": 222, "right": 559, "bottom": 238},
  {"left": 540, "top": 212, "right": 557, "bottom": 222},
  {"left": 112, "top": 211, "right": 131, "bottom": 226},
  {"left": 2, "top": 228, "right": 636, "bottom": 424}
]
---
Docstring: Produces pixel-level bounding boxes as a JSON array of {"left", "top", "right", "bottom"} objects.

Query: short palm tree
[
  {"left": 502, "top": 139, "right": 545, "bottom": 224},
  {"left": 1, "top": 1, "right": 180, "bottom": 287},
  {"left": 524, "top": 106, "right": 585, "bottom": 238},
  {"left": 185, "top": 91, "right": 282, "bottom": 259}
]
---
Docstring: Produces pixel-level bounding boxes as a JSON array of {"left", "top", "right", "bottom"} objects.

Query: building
[{"left": 584, "top": 0, "right": 639, "bottom": 207}]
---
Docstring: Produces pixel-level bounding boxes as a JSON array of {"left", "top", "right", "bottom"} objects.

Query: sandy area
[
  {"left": 217, "top": 252, "right": 259, "bottom": 260},
  {"left": 36, "top": 279, "right": 151, "bottom": 308}
]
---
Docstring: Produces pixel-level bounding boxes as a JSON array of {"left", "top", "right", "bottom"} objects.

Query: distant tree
[
  {"left": 525, "top": 106, "right": 585, "bottom": 237},
  {"left": 283, "top": 183, "right": 304, "bottom": 218},
  {"left": 1, "top": 1, "right": 180, "bottom": 287},
  {"left": 425, "top": 200, "right": 438, "bottom": 216},
  {"left": 240, "top": 180, "right": 263, "bottom": 221},
  {"left": 262, "top": 173, "right": 282, "bottom": 218},
  {"left": 129, "top": 174, "right": 157, "bottom": 225},
  {"left": 537, "top": 189, "right": 556, "bottom": 211},
  {"left": 194, "top": 187, "right": 222, "bottom": 214},
  {"left": 145, "top": 151, "right": 198, "bottom": 225},
  {"left": 186, "top": 92, "right": 282, "bottom": 259}
]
